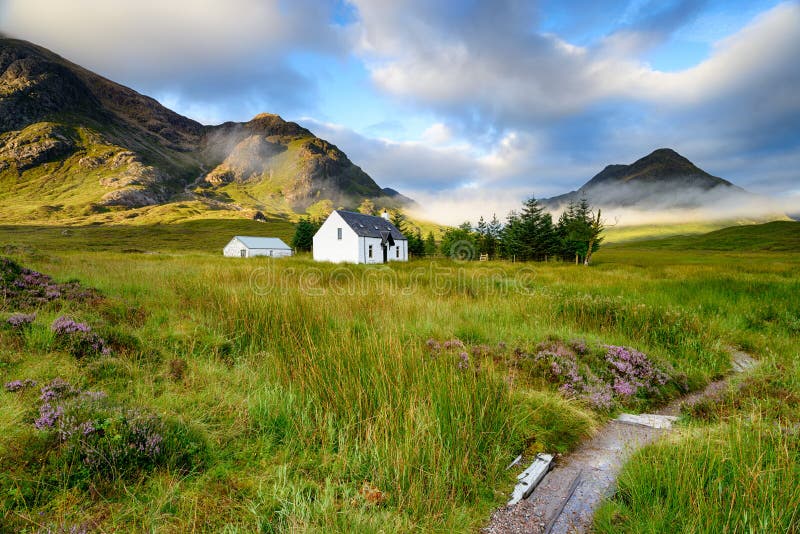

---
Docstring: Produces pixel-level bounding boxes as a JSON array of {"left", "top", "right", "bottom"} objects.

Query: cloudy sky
[{"left": 1, "top": 0, "right": 798, "bottom": 220}]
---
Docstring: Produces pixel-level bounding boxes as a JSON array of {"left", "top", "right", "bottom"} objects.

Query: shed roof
[
  {"left": 335, "top": 210, "right": 407, "bottom": 240},
  {"left": 234, "top": 236, "right": 291, "bottom": 250}
]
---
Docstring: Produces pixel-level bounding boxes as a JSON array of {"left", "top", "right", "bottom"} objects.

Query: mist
[{"left": 407, "top": 184, "right": 799, "bottom": 228}]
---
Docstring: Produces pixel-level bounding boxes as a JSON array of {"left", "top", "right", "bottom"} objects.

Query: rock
[
  {"left": 0, "top": 124, "right": 76, "bottom": 170},
  {"left": 99, "top": 189, "right": 160, "bottom": 208}
]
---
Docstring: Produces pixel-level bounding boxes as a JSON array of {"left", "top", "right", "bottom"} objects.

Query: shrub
[
  {"left": 51, "top": 316, "right": 110, "bottom": 358},
  {"left": 6, "top": 312, "right": 36, "bottom": 329},
  {"left": 604, "top": 345, "right": 671, "bottom": 398},
  {"left": 0, "top": 257, "right": 99, "bottom": 309},
  {"left": 4, "top": 378, "right": 37, "bottom": 392},
  {"left": 11, "top": 378, "right": 206, "bottom": 481},
  {"left": 520, "top": 341, "right": 674, "bottom": 411}
]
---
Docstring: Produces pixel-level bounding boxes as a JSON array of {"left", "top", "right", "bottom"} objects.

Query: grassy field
[
  {"left": 607, "top": 220, "right": 800, "bottom": 251},
  {"left": 0, "top": 221, "right": 798, "bottom": 532}
]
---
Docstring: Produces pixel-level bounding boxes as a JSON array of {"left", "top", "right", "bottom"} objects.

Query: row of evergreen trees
[
  {"left": 291, "top": 196, "right": 604, "bottom": 264},
  {"left": 438, "top": 197, "right": 604, "bottom": 264}
]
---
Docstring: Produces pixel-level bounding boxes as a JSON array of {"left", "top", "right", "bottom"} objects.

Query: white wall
[
  {"left": 223, "top": 238, "right": 292, "bottom": 258},
  {"left": 361, "top": 236, "right": 383, "bottom": 264},
  {"left": 313, "top": 212, "right": 360, "bottom": 263},
  {"left": 312, "top": 212, "right": 410, "bottom": 264},
  {"left": 389, "top": 239, "right": 408, "bottom": 262},
  {"left": 248, "top": 248, "right": 292, "bottom": 258},
  {"left": 359, "top": 237, "right": 408, "bottom": 263},
  {"left": 223, "top": 238, "right": 248, "bottom": 257}
]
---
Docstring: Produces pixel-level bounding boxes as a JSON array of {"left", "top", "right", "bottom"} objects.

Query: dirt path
[{"left": 484, "top": 350, "right": 756, "bottom": 534}]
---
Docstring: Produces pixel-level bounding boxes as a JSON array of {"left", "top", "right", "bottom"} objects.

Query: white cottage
[
  {"left": 223, "top": 236, "right": 293, "bottom": 258},
  {"left": 313, "top": 210, "right": 408, "bottom": 264}
]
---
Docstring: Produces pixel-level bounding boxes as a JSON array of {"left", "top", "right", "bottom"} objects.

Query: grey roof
[
  {"left": 336, "top": 210, "right": 407, "bottom": 240},
  {"left": 234, "top": 236, "right": 292, "bottom": 250}
]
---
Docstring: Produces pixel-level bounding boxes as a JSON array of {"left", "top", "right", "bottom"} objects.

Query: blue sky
[{"left": 1, "top": 0, "right": 798, "bottom": 222}]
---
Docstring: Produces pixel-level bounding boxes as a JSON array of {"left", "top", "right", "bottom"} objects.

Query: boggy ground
[{"left": 0, "top": 225, "right": 798, "bottom": 532}]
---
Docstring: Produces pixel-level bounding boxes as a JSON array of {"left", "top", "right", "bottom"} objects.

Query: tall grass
[
  {"left": 595, "top": 415, "right": 800, "bottom": 533},
  {"left": 0, "top": 234, "right": 798, "bottom": 531}
]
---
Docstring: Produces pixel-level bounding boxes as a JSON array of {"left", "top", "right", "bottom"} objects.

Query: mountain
[
  {"left": 0, "top": 37, "right": 407, "bottom": 224},
  {"left": 543, "top": 148, "right": 749, "bottom": 210}
]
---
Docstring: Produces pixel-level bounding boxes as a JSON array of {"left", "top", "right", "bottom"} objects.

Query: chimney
[{"left": 381, "top": 210, "right": 389, "bottom": 220}]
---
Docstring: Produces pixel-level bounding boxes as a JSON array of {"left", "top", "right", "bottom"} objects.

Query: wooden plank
[
  {"left": 543, "top": 469, "right": 583, "bottom": 534},
  {"left": 616, "top": 413, "right": 678, "bottom": 430},
  {"left": 507, "top": 453, "right": 553, "bottom": 505},
  {"left": 506, "top": 454, "right": 522, "bottom": 470}
]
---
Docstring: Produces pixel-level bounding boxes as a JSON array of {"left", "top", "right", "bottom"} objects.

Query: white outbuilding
[
  {"left": 313, "top": 210, "right": 408, "bottom": 264},
  {"left": 223, "top": 236, "right": 293, "bottom": 258}
]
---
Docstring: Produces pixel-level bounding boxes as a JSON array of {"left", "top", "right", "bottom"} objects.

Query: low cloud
[
  {"left": 405, "top": 188, "right": 529, "bottom": 227},
  {"left": 299, "top": 118, "right": 480, "bottom": 191},
  {"left": 407, "top": 184, "right": 796, "bottom": 228},
  {"left": 595, "top": 196, "right": 798, "bottom": 227}
]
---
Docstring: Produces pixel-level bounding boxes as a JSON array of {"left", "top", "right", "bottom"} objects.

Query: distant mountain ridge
[
  {"left": 543, "top": 148, "right": 748, "bottom": 210},
  {"left": 0, "top": 37, "right": 408, "bottom": 223}
]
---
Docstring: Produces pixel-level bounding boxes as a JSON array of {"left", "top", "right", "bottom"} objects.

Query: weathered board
[
  {"left": 507, "top": 453, "right": 554, "bottom": 505},
  {"left": 506, "top": 454, "right": 522, "bottom": 470},
  {"left": 616, "top": 413, "right": 678, "bottom": 429}
]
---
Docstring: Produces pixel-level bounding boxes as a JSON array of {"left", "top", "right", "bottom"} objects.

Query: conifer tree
[
  {"left": 291, "top": 218, "right": 320, "bottom": 252},
  {"left": 424, "top": 231, "right": 437, "bottom": 255}
]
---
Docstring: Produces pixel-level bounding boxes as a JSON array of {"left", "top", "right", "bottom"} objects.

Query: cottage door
[{"left": 382, "top": 244, "right": 388, "bottom": 263}]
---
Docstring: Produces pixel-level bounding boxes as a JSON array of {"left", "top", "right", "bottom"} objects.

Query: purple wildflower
[
  {"left": 50, "top": 316, "right": 110, "bottom": 358},
  {"left": 4, "top": 378, "right": 37, "bottom": 392},
  {"left": 570, "top": 339, "right": 588, "bottom": 354},
  {"left": 559, "top": 382, "right": 578, "bottom": 397},
  {"left": 604, "top": 345, "right": 670, "bottom": 395},
  {"left": 426, "top": 338, "right": 441, "bottom": 351},
  {"left": 142, "top": 433, "right": 163, "bottom": 456},
  {"left": 40, "top": 378, "right": 77, "bottom": 402},
  {"left": 35, "top": 402, "right": 64, "bottom": 429},
  {"left": 458, "top": 351, "right": 470, "bottom": 369},
  {"left": 6, "top": 313, "right": 36, "bottom": 328},
  {"left": 584, "top": 380, "right": 614, "bottom": 410},
  {"left": 44, "top": 288, "right": 62, "bottom": 299},
  {"left": 51, "top": 316, "right": 91, "bottom": 335},
  {"left": 443, "top": 339, "right": 465, "bottom": 350},
  {"left": 81, "top": 390, "right": 107, "bottom": 401},
  {"left": 129, "top": 414, "right": 165, "bottom": 457},
  {"left": 613, "top": 378, "right": 636, "bottom": 396}
]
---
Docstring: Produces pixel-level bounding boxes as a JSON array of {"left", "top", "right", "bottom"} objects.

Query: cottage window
[
  {"left": 368, "top": 245, "right": 373, "bottom": 258},
  {"left": 240, "top": 249, "right": 246, "bottom": 258},
  {"left": 337, "top": 227, "right": 342, "bottom": 240}
]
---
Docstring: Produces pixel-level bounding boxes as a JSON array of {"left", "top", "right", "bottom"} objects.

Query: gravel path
[{"left": 484, "top": 350, "right": 757, "bottom": 534}]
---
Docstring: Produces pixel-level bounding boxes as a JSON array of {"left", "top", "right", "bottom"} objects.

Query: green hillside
[
  {"left": 0, "top": 38, "right": 406, "bottom": 225},
  {"left": 0, "top": 219, "right": 297, "bottom": 254},
  {"left": 611, "top": 221, "right": 800, "bottom": 252}
]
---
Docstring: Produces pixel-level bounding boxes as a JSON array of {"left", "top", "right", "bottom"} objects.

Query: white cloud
[
  {"left": 421, "top": 123, "right": 453, "bottom": 145},
  {"left": 1, "top": 0, "right": 341, "bottom": 75},
  {"left": 0, "top": 0, "right": 346, "bottom": 121},
  {"left": 351, "top": 1, "right": 800, "bottom": 121}
]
